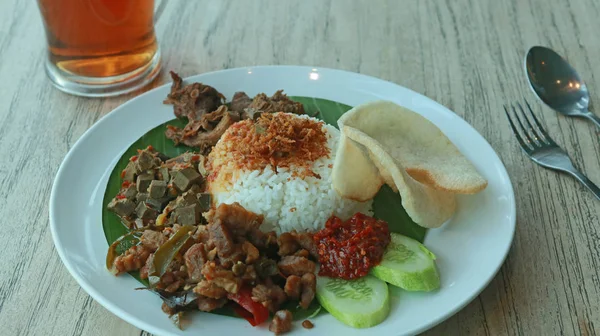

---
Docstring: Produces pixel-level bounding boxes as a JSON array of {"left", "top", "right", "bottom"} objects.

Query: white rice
[{"left": 210, "top": 119, "right": 373, "bottom": 233}]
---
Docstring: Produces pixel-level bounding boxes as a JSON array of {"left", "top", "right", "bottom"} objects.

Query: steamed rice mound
[{"left": 207, "top": 112, "right": 372, "bottom": 233}]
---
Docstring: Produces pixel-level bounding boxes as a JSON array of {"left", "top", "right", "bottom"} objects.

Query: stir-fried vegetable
[
  {"left": 138, "top": 287, "right": 199, "bottom": 311},
  {"left": 228, "top": 287, "right": 269, "bottom": 326},
  {"left": 232, "top": 305, "right": 256, "bottom": 325},
  {"left": 370, "top": 232, "right": 440, "bottom": 291},
  {"left": 137, "top": 287, "right": 198, "bottom": 329},
  {"left": 148, "top": 225, "right": 195, "bottom": 286},
  {"left": 279, "top": 300, "right": 322, "bottom": 321}
]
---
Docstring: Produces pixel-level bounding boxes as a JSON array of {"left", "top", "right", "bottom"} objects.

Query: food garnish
[
  {"left": 163, "top": 72, "right": 304, "bottom": 154},
  {"left": 331, "top": 134, "right": 382, "bottom": 201},
  {"left": 165, "top": 105, "right": 240, "bottom": 153},
  {"left": 148, "top": 225, "right": 194, "bottom": 286},
  {"left": 333, "top": 100, "right": 487, "bottom": 228},
  {"left": 228, "top": 287, "right": 270, "bottom": 326},
  {"left": 163, "top": 71, "right": 225, "bottom": 121},
  {"left": 371, "top": 233, "right": 440, "bottom": 291},
  {"left": 314, "top": 213, "right": 390, "bottom": 280},
  {"left": 105, "top": 228, "right": 145, "bottom": 274},
  {"left": 208, "top": 112, "right": 329, "bottom": 179},
  {"left": 315, "top": 274, "right": 390, "bottom": 328}
]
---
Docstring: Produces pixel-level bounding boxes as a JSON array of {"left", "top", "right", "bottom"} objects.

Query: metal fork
[{"left": 505, "top": 101, "right": 600, "bottom": 200}]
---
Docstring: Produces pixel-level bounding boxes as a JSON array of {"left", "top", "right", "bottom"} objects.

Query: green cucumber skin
[
  {"left": 316, "top": 288, "right": 390, "bottom": 328},
  {"left": 316, "top": 276, "right": 391, "bottom": 328},
  {"left": 371, "top": 263, "right": 440, "bottom": 292},
  {"left": 371, "top": 233, "right": 441, "bottom": 292}
]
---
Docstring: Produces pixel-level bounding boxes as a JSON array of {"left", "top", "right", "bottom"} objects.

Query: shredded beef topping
[
  {"left": 166, "top": 105, "right": 240, "bottom": 153},
  {"left": 163, "top": 73, "right": 305, "bottom": 155},
  {"left": 209, "top": 113, "right": 329, "bottom": 178},
  {"left": 248, "top": 90, "right": 304, "bottom": 115},
  {"left": 163, "top": 71, "right": 225, "bottom": 121},
  {"left": 230, "top": 91, "right": 253, "bottom": 114}
]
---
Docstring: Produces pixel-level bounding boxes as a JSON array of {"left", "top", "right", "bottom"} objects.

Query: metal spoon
[{"left": 525, "top": 46, "right": 600, "bottom": 129}]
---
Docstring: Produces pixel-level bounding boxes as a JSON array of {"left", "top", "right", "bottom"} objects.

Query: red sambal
[{"left": 314, "top": 213, "right": 391, "bottom": 280}]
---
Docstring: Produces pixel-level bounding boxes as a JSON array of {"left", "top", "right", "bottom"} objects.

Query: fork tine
[
  {"left": 510, "top": 105, "right": 536, "bottom": 148},
  {"left": 504, "top": 105, "right": 532, "bottom": 151},
  {"left": 524, "top": 100, "right": 556, "bottom": 145},
  {"left": 515, "top": 102, "right": 543, "bottom": 147}
]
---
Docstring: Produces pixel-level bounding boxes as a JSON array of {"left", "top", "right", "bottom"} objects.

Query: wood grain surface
[{"left": 1, "top": 0, "right": 599, "bottom": 335}]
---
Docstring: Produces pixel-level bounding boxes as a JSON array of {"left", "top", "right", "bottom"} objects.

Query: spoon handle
[{"left": 583, "top": 111, "right": 600, "bottom": 130}]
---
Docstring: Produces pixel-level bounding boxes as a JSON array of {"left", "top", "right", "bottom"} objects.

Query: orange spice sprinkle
[{"left": 215, "top": 113, "right": 329, "bottom": 177}]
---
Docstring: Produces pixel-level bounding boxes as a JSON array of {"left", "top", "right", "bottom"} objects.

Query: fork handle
[
  {"left": 567, "top": 169, "right": 600, "bottom": 201},
  {"left": 583, "top": 111, "right": 600, "bottom": 130}
]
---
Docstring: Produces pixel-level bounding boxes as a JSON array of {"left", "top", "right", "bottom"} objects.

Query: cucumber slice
[
  {"left": 316, "top": 274, "right": 390, "bottom": 328},
  {"left": 371, "top": 233, "right": 440, "bottom": 291}
]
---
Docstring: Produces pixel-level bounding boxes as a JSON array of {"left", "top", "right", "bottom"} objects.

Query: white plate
[{"left": 50, "top": 66, "right": 515, "bottom": 336}]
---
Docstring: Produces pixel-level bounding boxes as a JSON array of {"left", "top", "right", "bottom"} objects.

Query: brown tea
[{"left": 38, "top": 0, "right": 158, "bottom": 78}]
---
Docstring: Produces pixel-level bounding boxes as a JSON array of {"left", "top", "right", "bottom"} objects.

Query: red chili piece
[
  {"left": 228, "top": 287, "right": 269, "bottom": 326},
  {"left": 314, "top": 213, "right": 391, "bottom": 280}
]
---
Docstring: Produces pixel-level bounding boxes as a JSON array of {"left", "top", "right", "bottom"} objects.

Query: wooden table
[{"left": 2, "top": 0, "right": 599, "bottom": 335}]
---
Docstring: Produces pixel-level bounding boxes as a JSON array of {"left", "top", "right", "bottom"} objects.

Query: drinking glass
[{"left": 37, "top": 0, "right": 166, "bottom": 97}]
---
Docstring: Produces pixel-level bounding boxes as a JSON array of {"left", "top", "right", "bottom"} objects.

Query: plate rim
[{"left": 49, "top": 65, "right": 516, "bottom": 336}]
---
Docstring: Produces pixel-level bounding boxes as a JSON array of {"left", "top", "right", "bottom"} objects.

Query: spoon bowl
[{"left": 526, "top": 46, "right": 600, "bottom": 127}]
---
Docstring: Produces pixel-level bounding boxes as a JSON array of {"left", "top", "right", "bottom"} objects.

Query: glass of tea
[{"left": 37, "top": 0, "right": 166, "bottom": 97}]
